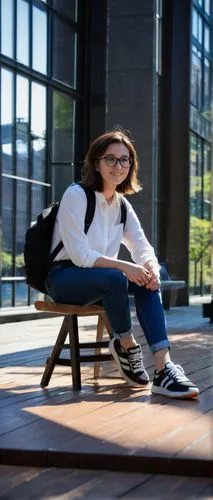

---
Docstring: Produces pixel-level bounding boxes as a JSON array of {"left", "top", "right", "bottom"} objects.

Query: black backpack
[{"left": 24, "top": 184, "right": 127, "bottom": 294}]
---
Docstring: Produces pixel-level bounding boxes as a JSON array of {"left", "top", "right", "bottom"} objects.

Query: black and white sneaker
[
  {"left": 152, "top": 362, "right": 199, "bottom": 399},
  {"left": 109, "top": 338, "right": 149, "bottom": 386}
]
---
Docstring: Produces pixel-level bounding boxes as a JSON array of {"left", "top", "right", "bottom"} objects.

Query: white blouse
[{"left": 51, "top": 183, "right": 158, "bottom": 268}]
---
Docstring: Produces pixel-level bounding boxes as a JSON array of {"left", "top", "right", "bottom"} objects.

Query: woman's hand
[
  {"left": 143, "top": 261, "right": 161, "bottom": 290},
  {"left": 122, "top": 262, "right": 152, "bottom": 287}
]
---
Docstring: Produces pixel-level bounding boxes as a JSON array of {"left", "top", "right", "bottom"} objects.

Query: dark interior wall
[
  {"left": 87, "top": 0, "right": 108, "bottom": 144},
  {"left": 158, "top": 0, "right": 191, "bottom": 304},
  {"left": 106, "top": 0, "right": 156, "bottom": 243}
]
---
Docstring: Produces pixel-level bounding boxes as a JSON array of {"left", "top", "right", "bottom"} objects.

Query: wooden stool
[{"left": 35, "top": 301, "right": 112, "bottom": 391}]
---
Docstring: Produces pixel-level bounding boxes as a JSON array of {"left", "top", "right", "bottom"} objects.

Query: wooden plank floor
[
  {"left": 0, "top": 465, "right": 212, "bottom": 499},
  {"left": 0, "top": 303, "right": 212, "bottom": 480}
]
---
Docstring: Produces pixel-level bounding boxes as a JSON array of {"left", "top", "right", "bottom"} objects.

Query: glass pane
[
  {"left": 204, "top": 58, "right": 211, "bottom": 110},
  {"left": 30, "top": 288, "right": 44, "bottom": 305},
  {"left": 1, "top": 0, "right": 13, "bottom": 58},
  {"left": 203, "top": 142, "right": 211, "bottom": 219},
  {"left": 2, "top": 177, "right": 14, "bottom": 276},
  {"left": 204, "top": 0, "right": 210, "bottom": 14},
  {"left": 191, "top": 51, "right": 202, "bottom": 109},
  {"left": 1, "top": 283, "right": 13, "bottom": 308},
  {"left": 52, "top": 0, "right": 77, "bottom": 21},
  {"left": 52, "top": 91, "right": 75, "bottom": 163},
  {"left": 16, "top": 75, "right": 29, "bottom": 177},
  {"left": 52, "top": 164, "right": 74, "bottom": 201},
  {"left": 32, "top": 5, "right": 47, "bottom": 74},
  {"left": 16, "top": 181, "right": 28, "bottom": 276},
  {"left": 15, "top": 281, "right": 28, "bottom": 306},
  {"left": 1, "top": 69, "right": 13, "bottom": 173},
  {"left": 53, "top": 17, "right": 76, "bottom": 87},
  {"left": 31, "top": 184, "right": 46, "bottom": 221},
  {"left": 190, "top": 134, "right": 202, "bottom": 219},
  {"left": 17, "top": 0, "right": 29, "bottom": 65},
  {"left": 31, "top": 82, "right": 46, "bottom": 182},
  {"left": 198, "top": 14, "right": 202, "bottom": 43},
  {"left": 192, "top": 8, "right": 198, "bottom": 38},
  {"left": 204, "top": 25, "right": 210, "bottom": 53}
]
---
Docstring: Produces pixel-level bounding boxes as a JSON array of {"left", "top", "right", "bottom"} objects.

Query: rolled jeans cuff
[
  {"left": 113, "top": 328, "right": 132, "bottom": 340},
  {"left": 150, "top": 339, "right": 171, "bottom": 354}
]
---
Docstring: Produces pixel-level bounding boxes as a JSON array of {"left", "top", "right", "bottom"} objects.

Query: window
[
  {"left": 52, "top": 17, "right": 77, "bottom": 87},
  {"left": 1, "top": 69, "right": 13, "bottom": 174},
  {"left": 190, "top": 1, "right": 212, "bottom": 296},
  {"left": 31, "top": 82, "right": 46, "bottom": 182},
  {"left": 191, "top": 3, "right": 212, "bottom": 111},
  {"left": 0, "top": 0, "right": 83, "bottom": 307},
  {"left": 192, "top": 8, "right": 203, "bottom": 43},
  {"left": 204, "top": 0, "right": 211, "bottom": 15},
  {"left": 191, "top": 46, "right": 202, "bottom": 108},
  {"left": 32, "top": 5, "right": 47, "bottom": 74},
  {"left": 17, "top": 0, "right": 29, "bottom": 65},
  {"left": 52, "top": 0, "right": 77, "bottom": 21},
  {"left": 16, "top": 75, "right": 29, "bottom": 177},
  {"left": 1, "top": 0, "right": 13, "bottom": 58}
]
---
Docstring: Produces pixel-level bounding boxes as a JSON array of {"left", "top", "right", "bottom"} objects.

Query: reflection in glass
[
  {"left": 193, "top": 9, "right": 203, "bottom": 44},
  {"left": 30, "top": 288, "right": 44, "bottom": 305},
  {"left": 31, "top": 82, "right": 46, "bottom": 181},
  {"left": 31, "top": 184, "right": 46, "bottom": 222},
  {"left": 204, "top": 25, "right": 210, "bottom": 53},
  {"left": 32, "top": 5, "right": 47, "bottom": 74},
  {"left": 1, "top": 69, "right": 13, "bottom": 173},
  {"left": 53, "top": 17, "right": 76, "bottom": 87},
  {"left": 15, "top": 282, "right": 28, "bottom": 306},
  {"left": 16, "top": 75, "right": 29, "bottom": 177},
  {"left": 191, "top": 47, "right": 202, "bottom": 109},
  {"left": 17, "top": 0, "right": 29, "bottom": 65},
  {"left": 192, "top": 8, "right": 198, "bottom": 38},
  {"left": 190, "top": 134, "right": 202, "bottom": 219},
  {"left": 52, "top": 164, "right": 74, "bottom": 201},
  {"left": 1, "top": 0, "right": 13, "bottom": 58},
  {"left": 204, "top": 58, "right": 211, "bottom": 110},
  {"left": 52, "top": 91, "right": 75, "bottom": 163},
  {"left": 189, "top": 132, "right": 212, "bottom": 295},
  {"left": 16, "top": 181, "right": 28, "bottom": 276},
  {"left": 203, "top": 142, "right": 211, "bottom": 220},
  {"left": 2, "top": 177, "right": 14, "bottom": 276},
  {"left": 204, "top": 0, "right": 210, "bottom": 14},
  {"left": 198, "top": 14, "right": 202, "bottom": 43},
  {"left": 52, "top": 0, "right": 77, "bottom": 21},
  {"left": 1, "top": 283, "right": 13, "bottom": 308}
]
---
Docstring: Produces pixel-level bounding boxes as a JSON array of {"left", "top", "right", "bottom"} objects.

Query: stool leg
[
  {"left": 94, "top": 314, "right": 105, "bottom": 379},
  {"left": 40, "top": 316, "right": 68, "bottom": 388},
  {"left": 67, "top": 314, "right": 81, "bottom": 391},
  {"left": 103, "top": 314, "right": 113, "bottom": 339}
]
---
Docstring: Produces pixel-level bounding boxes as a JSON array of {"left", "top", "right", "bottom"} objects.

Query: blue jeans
[{"left": 45, "top": 263, "right": 170, "bottom": 354}]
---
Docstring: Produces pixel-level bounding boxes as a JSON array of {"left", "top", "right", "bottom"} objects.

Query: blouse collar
[{"left": 95, "top": 190, "right": 119, "bottom": 207}]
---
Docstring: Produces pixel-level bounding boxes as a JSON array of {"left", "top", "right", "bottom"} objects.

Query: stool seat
[
  {"left": 34, "top": 301, "right": 112, "bottom": 391},
  {"left": 35, "top": 301, "right": 106, "bottom": 316}
]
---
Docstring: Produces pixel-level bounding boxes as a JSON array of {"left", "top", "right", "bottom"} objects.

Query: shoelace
[
  {"left": 167, "top": 363, "right": 189, "bottom": 382},
  {"left": 128, "top": 348, "right": 144, "bottom": 373}
]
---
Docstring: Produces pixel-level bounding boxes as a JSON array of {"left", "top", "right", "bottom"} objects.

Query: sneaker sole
[
  {"left": 109, "top": 340, "right": 150, "bottom": 387},
  {"left": 151, "top": 385, "right": 199, "bottom": 399}
]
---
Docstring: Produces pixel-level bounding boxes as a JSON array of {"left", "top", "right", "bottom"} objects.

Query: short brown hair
[{"left": 82, "top": 130, "right": 142, "bottom": 194}]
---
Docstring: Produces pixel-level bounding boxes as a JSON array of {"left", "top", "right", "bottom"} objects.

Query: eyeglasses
[{"left": 99, "top": 154, "right": 132, "bottom": 169}]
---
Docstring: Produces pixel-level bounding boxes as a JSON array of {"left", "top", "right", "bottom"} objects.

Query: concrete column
[{"left": 106, "top": 0, "right": 156, "bottom": 243}]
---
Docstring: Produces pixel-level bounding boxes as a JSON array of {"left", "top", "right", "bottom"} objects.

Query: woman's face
[{"left": 97, "top": 142, "right": 131, "bottom": 190}]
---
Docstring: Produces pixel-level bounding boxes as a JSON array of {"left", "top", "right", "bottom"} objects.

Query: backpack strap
[
  {"left": 120, "top": 196, "right": 127, "bottom": 227},
  {"left": 80, "top": 185, "right": 96, "bottom": 233}
]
